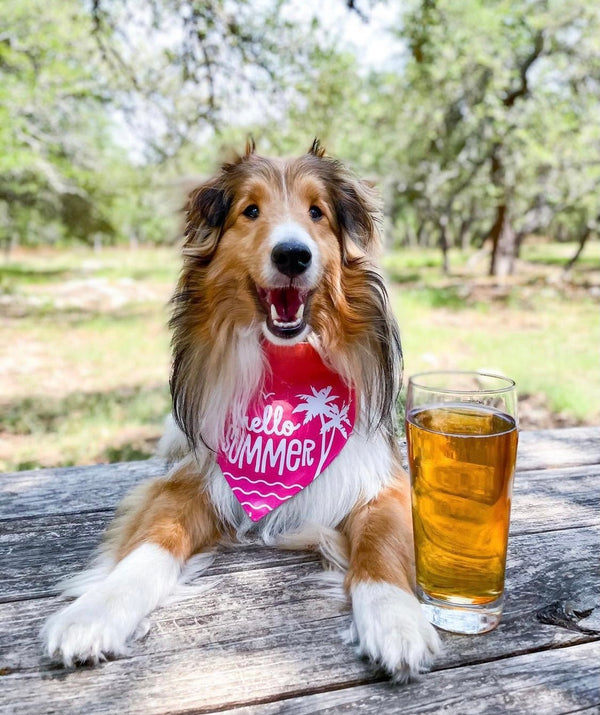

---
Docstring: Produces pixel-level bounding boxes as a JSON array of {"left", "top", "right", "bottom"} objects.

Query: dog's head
[{"left": 171, "top": 140, "right": 402, "bottom": 450}]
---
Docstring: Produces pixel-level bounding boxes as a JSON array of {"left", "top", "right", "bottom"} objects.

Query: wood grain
[
  {"left": 1, "top": 426, "right": 599, "bottom": 715},
  {"left": 1, "top": 526, "right": 598, "bottom": 698},
  {"left": 510, "top": 464, "right": 600, "bottom": 534},
  {"left": 2, "top": 464, "right": 598, "bottom": 601},
  {"left": 517, "top": 427, "right": 600, "bottom": 471},
  {"left": 2, "top": 427, "right": 599, "bottom": 520},
  {"left": 0, "top": 520, "right": 320, "bottom": 601},
  {"left": 221, "top": 640, "right": 600, "bottom": 715},
  {"left": 0, "top": 459, "right": 166, "bottom": 520},
  {"left": 1, "top": 617, "right": 598, "bottom": 715}
]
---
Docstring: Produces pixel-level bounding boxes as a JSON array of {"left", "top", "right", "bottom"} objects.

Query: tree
[
  {"left": 88, "top": 0, "right": 333, "bottom": 163},
  {"left": 1, "top": 1, "right": 358, "bottom": 250},
  {"left": 0, "top": 0, "right": 122, "bottom": 250},
  {"left": 6, "top": 0, "right": 599, "bottom": 266},
  {"left": 364, "top": 0, "right": 600, "bottom": 276}
]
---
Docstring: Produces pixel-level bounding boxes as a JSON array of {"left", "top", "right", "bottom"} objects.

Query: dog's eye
[
  {"left": 309, "top": 205, "right": 323, "bottom": 221},
  {"left": 243, "top": 204, "right": 260, "bottom": 220}
]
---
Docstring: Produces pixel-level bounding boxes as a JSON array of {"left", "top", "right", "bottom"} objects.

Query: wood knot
[{"left": 536, "top": 598, "right": 600, "bottom": 634}]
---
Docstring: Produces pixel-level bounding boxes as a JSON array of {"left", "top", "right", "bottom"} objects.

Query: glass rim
[{"left": 407, "top": 370, "right": 516, "bottom": 396}]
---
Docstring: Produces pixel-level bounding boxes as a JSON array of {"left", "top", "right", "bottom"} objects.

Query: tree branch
[
  {"left": 346, "top": 1, "right": 369, "bottom": 23},
  {"left": 503, "top": 30, "right": 545, "bottom": 107}
]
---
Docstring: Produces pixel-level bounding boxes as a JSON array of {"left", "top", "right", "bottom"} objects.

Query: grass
[
  {"left": 520, "top": 239, "right": 600, "bottom": 270},
  {"left": 395, "top": 287, "right": 599, "bottom": 419},
  {"left": 0, "top": 246, "right": 177, "bottom": 471},
  {"left": 384, "top": 242, "right": 600, "bottom": 422},
  {"left": 1, "top": 241, "right": 598, "bottom": 471},
  {"left": 3, "top": 385, "right": 170, "bottom": 471}
]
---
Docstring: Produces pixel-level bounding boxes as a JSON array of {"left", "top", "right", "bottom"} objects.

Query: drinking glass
[{"left": 405, "top": 371, "right": 518, "bottom": 634}]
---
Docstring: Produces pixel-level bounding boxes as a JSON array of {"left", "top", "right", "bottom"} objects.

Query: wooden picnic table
[{"left": 1, "top": 426, "right": 599, "bottom": 714}]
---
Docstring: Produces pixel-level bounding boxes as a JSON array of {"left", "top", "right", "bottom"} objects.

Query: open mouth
[{"left": 257, "top": 286, "right": 310, "bottom": 339}]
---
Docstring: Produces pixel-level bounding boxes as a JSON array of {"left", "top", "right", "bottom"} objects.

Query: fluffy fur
[{"left": 42, "top": 140, "right": 440, "bottom": 679}]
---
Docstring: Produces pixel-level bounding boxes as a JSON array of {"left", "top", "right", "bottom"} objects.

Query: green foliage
[
  {"left": 0, "top": 1, "right": 116, "bottom": 247},
  {"left": 2, "top": 0, "right": 600, "bottom": 271},
  {"left": 362, "top": 0, "right": 600, "bottom": 274},
  {"left": 2, "top": 385, "right": 169, "bottom": 437},
  {"left": 0, "top": 1, "right": 184, "bottom": 251}
]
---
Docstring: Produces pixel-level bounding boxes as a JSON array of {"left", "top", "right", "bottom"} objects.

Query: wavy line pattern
[
  {"left": 222, "top": 472, "right": 304, "bottom": 490},
  {"left": 239, "top": 502, "right": 276, "bottom": 510},
  {"left": 221, "top": 470, "right": 304, "bottom": 520},
  {"left": 217, "top": 368, "right": 354, "bottom": 523},
  {"left": 230, "top": 487, "right": 295, "bottom": 501}
]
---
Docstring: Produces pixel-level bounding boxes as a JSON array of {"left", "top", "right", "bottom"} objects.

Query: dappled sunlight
[{"left": 2, "top": 0, "right": 600, "bottom": 711}]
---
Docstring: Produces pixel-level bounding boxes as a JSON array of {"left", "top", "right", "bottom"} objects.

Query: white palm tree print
[
  {"left": 293, "top": 386, "right": 338, "bottom": 425},
  {"left": 293, "top": 387, "right": 353, "bottom": 476}
]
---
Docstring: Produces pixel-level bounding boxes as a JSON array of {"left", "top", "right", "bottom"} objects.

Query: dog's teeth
[
  {"left": 268, "top": 298, "right": 305, "bottom": 330},
  {"left": 273, "top": 318, "right": 302, "bottom": 329}
]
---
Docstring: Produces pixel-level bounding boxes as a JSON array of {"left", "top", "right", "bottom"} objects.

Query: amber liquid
[{"left": 406, "top": 404, "right": 518, "bottom": 605}]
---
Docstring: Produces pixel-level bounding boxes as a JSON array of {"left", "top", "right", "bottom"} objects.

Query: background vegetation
[{"left": 1, "top": 0, "right": 599, "bottom": 471}]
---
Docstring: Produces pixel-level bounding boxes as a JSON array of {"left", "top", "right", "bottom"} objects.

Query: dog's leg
[
  {"left": 343, "top": 473, "right": 441, "bottom": 681},
  {"left": 42, "top": 460, "right": 221, "bottom": 666}
]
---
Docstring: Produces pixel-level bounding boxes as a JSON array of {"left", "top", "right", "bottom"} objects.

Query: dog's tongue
[{"left": 268, "top": 288, "right": 303, "bottom": 322}]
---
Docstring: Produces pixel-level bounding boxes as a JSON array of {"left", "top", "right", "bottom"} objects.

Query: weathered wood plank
[
  {"left": 510, "top": 465, "right": 600, "bottom": 534},
  {"left": 2, "top": 525, "right": 598, "bottom": 679},
  {"left": 220, "top": 641, "right": 600, "bottom": 715},
  {"left": 0, "top": 617, "right": 357, "bottom": 715},
  {"left": 1, "top": 610, "right": 598, "bottom": 714},
  {"left": 0, "top": 560, "right": 347, "bottom": 672},
  {"left": 0, "top": 428, "right": 597, "bottom": 715},
  {"left": 2, "top": 463, "right": 598, "bottom": 602},
  {"left": 0, "top": 459, "right": 166, "bottom": 520},
  {"left": 0, "top": 514, "right": 320, "bottom": 601},
  {"left": 0, "top": 511, "right": 112, "bottom": 601},
  {"left": 517, "top": 427, "right": 600, "bottom": 471},
  {"left": 2, "top": 427, "right": 598, "bottom": 520}
]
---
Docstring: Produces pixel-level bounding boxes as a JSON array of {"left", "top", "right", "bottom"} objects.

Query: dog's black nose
[{"left": 271, "top": 241, "right": 312, "bottom": 278}]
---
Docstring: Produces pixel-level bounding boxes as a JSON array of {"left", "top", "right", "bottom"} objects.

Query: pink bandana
[{"left": 217, "top": 342, "right": 356, "bottom": 521}]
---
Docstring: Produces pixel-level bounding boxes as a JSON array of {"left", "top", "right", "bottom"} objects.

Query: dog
[{"left": 42, "top": 139, "right": 440, "bottom": 681}]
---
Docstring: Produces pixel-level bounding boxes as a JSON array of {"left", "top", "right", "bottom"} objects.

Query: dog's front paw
[
  {"left": 42, "top": 594, "right": 131, "bottom": 667},
  {"left": 350, "top": 581, "right": 441, "bottom": 682}
]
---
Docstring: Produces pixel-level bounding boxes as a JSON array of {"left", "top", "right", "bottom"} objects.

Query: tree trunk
[
  {"left": 3, "top": 232, "right": 19, "bottom": 259},
  {"left": 439, "top": 215, "right": 450, "bottom": 275},
  {"left": 564, "top": 227, "right": 592, "bottom": 272},
  {"left": 488, "top": 149, "right": 518, "bottom": 277},
  {"left": 129, "top": 232, "right": 139, "bottom": 250},
  {"left": 460, "top": 217, "right": 471, "bottom": 251},
  {"left": 515, "top": 230, "right": 526, "bottom": 259},
  {"left": 489, "top": 203, "right": 517, "bottom": 277}
]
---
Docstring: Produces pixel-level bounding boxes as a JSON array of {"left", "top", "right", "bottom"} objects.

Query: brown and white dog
[{"left": 42, "top": 140, "right": 440, "bottom": 680}]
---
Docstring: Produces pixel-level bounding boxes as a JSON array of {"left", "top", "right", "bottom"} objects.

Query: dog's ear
[
  {"left": 245, "top": 136, "right": 256, "bottom": 156},
  {"left": 333, "top": 176, "right": 382, "bottom": 256},
  {"left": 309, "top": 137, "right": 326, "bottom": 158},
  {"left": 187, "top": 181, "right": 231, "bottom": 231},
  {"left": 183, "top": 176, "right": 232, "bottom": 261},
  {"left": 306, "top": 146, "right": 382, "bottom": 256}
]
